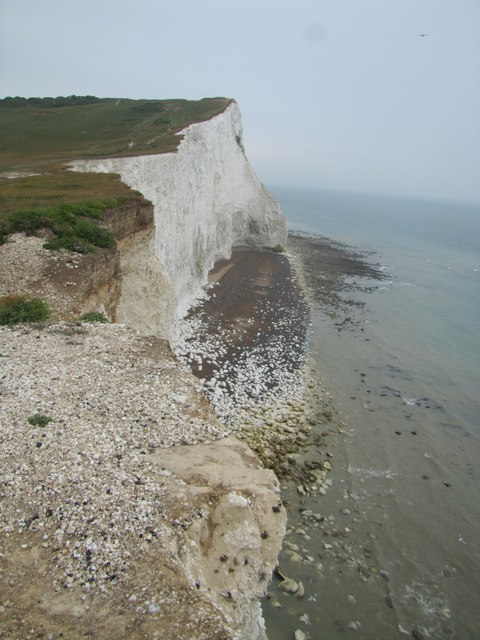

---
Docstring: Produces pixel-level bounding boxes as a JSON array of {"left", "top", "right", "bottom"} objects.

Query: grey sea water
[{"left": 264, "top": 187, "right": 480, "bottom": 639}]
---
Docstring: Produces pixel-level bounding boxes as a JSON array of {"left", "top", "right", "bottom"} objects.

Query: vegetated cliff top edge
[
  {"left": 0, "top": 95, "right": 233, "bottom": 173},
  {"left": 0, "top": 96, "right": 232, "bottom": 226}
]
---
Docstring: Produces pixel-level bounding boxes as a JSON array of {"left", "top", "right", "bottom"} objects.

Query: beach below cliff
[
  {"left": 172, "top": 235, "right": 390, "bottom": 640},
  {"left": 172, "top": 238, "right": 382, "bottom": 470}
]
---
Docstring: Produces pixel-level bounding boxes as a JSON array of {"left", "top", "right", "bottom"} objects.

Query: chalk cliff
[{"left": 71, "top": 101, "right": 287, "bottom": 335}]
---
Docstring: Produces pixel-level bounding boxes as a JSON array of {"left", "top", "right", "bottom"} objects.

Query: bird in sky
[{"left": 418, "top": 33, "right": 429, "bottom": 37}]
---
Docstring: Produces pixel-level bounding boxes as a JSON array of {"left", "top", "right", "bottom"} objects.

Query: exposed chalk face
[{"left": 71, "top": 101, "right": 287, "bottom": 331}]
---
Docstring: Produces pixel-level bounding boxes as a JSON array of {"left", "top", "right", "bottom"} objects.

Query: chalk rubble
[{"left": 0, "top": 323, "right": 287, "bottom": 639}]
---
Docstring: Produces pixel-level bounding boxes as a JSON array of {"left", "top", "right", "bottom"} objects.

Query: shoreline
[
  {"left": 172, "top": 237, "right": 385, "bottom": 483},
  {"left": 260, "top": 219, "right": 479, "bottom": 640},
  {"left": 172, "top": 234, "right": 389, "bottom": 639},
  {"left": 171, "top": 245, "right": 333, "bottom": 484},
  {"left": 173, "top": 246, "right": 308, "bottom": 407}
]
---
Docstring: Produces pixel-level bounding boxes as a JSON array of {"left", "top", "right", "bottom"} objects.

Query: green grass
[
  {"left": 0, "top": 95, "right": 232, "bottom": 172},
  {"left": 0, "top": 96, "right": 231, "bottom": 250},
  {"left": 0, "top": 171, "right": 150, "bottom": 250},
  {"left": 0, "top": 170, "right": 143, "bottom": 214},
  {"left": 0, "top": 295, "right": 50, "bottom": 325},
  {"left": 78, "top": 311, "right": 109, "bottom": 323},
  {"left": 27, "top": 414, "right": 52, "bottom": 427},
  {"left": 0, "top": 200, "right": 118, "bottom": 252}
]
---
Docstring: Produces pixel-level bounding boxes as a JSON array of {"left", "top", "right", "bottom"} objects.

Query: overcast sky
[{"left": 1, "top": 0, "right": 479, "bottom": 203}]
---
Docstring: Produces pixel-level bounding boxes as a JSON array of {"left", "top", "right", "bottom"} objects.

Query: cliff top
[
  {"left": 0, "top": 96, "right": 232, "bottom": 247},
  {"left": 0, "top": 95, "right": 233, "bottom": 173}
]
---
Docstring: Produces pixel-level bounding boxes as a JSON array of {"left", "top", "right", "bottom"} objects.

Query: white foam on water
[{"left": 347, "top": 465, "right": 398, "bottom": 480}]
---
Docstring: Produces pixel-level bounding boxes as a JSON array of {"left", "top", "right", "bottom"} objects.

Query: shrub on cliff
[
  {"left": 0, "top": 96, "right": 103, "bottom": 109},
  {"left": 0, "top": 295, "right": 50, "bottom": 325},
  {"left": 27, "top": 414, "right": 52, "bottom": 427},
  {"left": 77, "top": 311, "right": 109, "bottom": 323},
  {"left": 2, "top": 202, "right": 115, "bottom": 253}
]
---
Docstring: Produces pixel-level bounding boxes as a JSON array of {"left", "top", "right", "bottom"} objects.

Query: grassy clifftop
[
  {"left": 0, "top": 95, "right": 232, "bottom": 172},
  {"left": 0, "top": 96, "right": 232, "bottom": 246}
]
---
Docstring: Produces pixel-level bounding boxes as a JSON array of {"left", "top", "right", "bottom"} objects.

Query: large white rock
[{"left": 71, "top": 101, "right": 287, "bottom": 335}]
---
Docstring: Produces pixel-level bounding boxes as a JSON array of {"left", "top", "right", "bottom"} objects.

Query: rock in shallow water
[{"left": 279, "top": 577, "right": 299, "bottom": 594}]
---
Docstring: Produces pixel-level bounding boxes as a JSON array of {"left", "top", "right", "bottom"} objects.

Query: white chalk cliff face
[{"left": 72, "top": 101, "right": 287, "bottom": 335}]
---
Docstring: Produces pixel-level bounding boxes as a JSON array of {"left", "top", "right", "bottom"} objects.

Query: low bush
[
  {"left": 2, "top": 201, "right": 115, "bottom": 253},
  {"left": 27, "top": 414, "right": 52, "bottom": 427},
  {"left": 0, "top": 295, "right": 50, "bottom": 325},
  {"left": 78, "top": 311, "right": 109, "bottom": 323}
]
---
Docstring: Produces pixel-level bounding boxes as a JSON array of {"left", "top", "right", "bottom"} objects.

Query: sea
[{"left": 263, "top": 186, "right": 480, "bottom": 640}]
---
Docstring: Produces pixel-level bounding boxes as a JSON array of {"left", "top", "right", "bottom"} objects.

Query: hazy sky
[{"left": 1, "top": 0, "right": 479, "bottom": 203}]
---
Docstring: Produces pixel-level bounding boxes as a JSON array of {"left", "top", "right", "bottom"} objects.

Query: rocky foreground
[{"left": 0, "top": 322, "right": 286, "bottom": 639}]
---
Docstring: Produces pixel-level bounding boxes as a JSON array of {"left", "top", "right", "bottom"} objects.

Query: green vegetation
[
  {"left": 0, "top": 295, "right": 50, "bottom": 325},
  {"left": 0, "top": 96, "right": 230, "bottom": 250},
  {"left": 78, "top": 311, "right": 109, "bottom": 323},
  {"left": 0, "top": 200, "right": 117, "bottom": 252},
  {"left": 0, "top": 171, "right": 149, "bottom": 250},
  {"left": 0, "top": 171, "right": 143, "bottom": 215},
  {"left": 235, "top": 134, "right": 244, "bottom": 152},
  {"left": 0, "top": 95, "right": 232, "bottom": 172},
  {"left": 1, "top": 96, "right": 102, "bottom": 109},
  {"left": 27, "top": 414, "right": 52, "bottom": 427}
]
